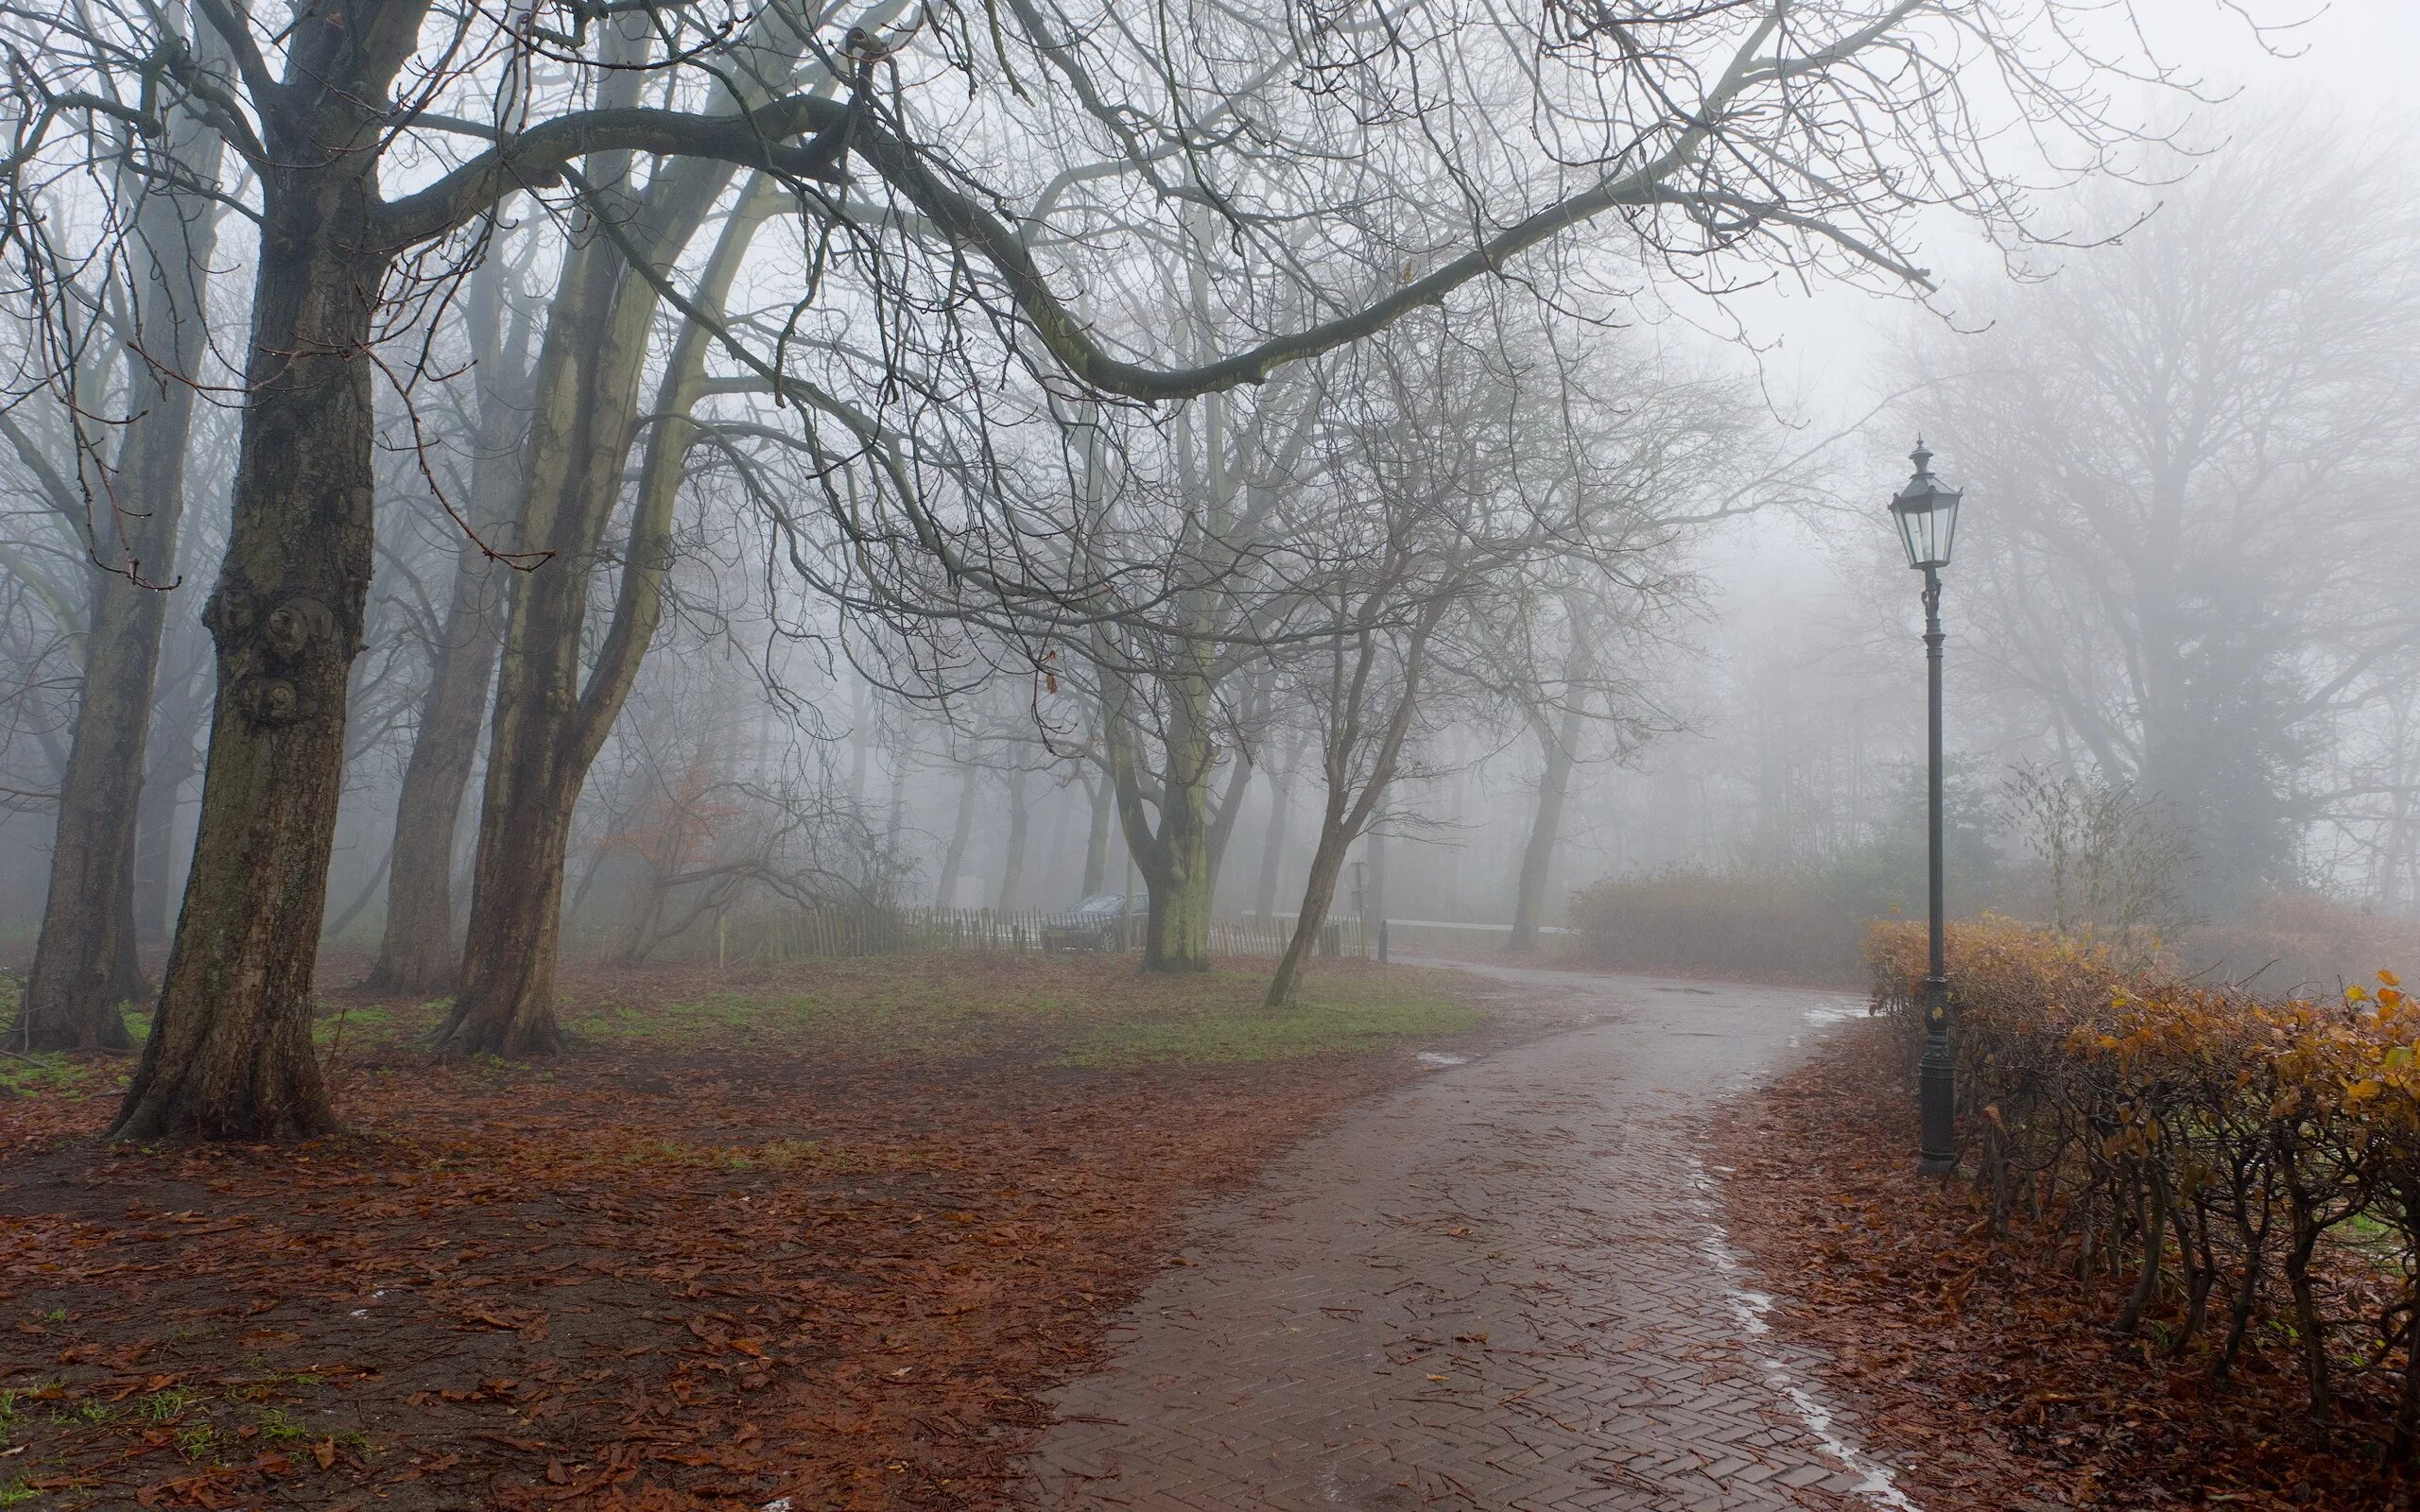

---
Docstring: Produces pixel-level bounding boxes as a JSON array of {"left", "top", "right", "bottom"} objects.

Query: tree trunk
[
  {"left": 1366, "top": 830, "right": 1388, "bottom": 933},
  {"left": 940, "top": 767, "right": 979, "bottom": 907},
  {"left": 436, "top": 151, "right": 758, "bottom": 1057},
  {"left": 1253, "top": 744, "right": 1293, "bottom": 920},
  {"left": 2286, "top": 1208, "right": 2332, "bottom": 1418},
  {"left": 136, "top": 672, "right": 208, "bottom": 946},
  {"left": 1507, "top": 703, "right": 1582, "bottom": 954},
  {"left": 1137, "top": 835, "right": 1215, "bottom": 970},
  {"left": 1081, "top": 770, "right": 1112, "bottom": 896},
  {"left": 18, "top": 97, "right": 226, "bottom": 1051},
  {"left": 112, "top": 143, "right": 394, "bottom": 1141},
  {"left": 997, "top": 767, "right": 1031, "bottom": 912},
  {"left": 1115, "top": 666, "right": 1219, "bottom": 974},
  {"left": 368, "top": 259, "right": 526, "bottom": 994},
  {"left": 365, "top": 605, "right": 495, "bottom": 993},
  {"left": 444, "top": 770, "right": 579, "bottom": 1055},
  {"left": 1266, "top": 813, "right": 1353, "bottom": 1008},
  {"left": 1263, "top": 614, "right": 1440, "bottom": 1008}
]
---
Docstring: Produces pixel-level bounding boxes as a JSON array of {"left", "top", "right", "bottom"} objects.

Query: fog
[{"left": 1, "top": 0, "right": 2415, "bottom": 1085}]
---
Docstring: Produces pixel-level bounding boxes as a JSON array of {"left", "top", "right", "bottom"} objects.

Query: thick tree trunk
[
  {"left": 112, "top": 162, "right": 392, "bottom": 1141},
  {"left": 1132, "top": 770, "right": 1216, "bottom": 972},
  {"left": 1507, "top": 705, "right": 1582, "bottom": 954},
  {"left": 368, "top": 263, "right": 525, "bottom": 994},
  {"left": 1138, "top": 827, "right": 1215, "bottom": 971},
  {"left": 997, "top": 767, "right": 1031, "bottom": 912},
  {"left": 1117, "top": 669, "right": 1219, "bottom": 973},
  {"left": 438, "top": 162, "right": 760, "bottom": 1056},
  {"left": 18, "top": 106, "right": 225, "bottom": 1051},
  {"left": 443, "top": 770, "right": 578, "bottom": 1056}
]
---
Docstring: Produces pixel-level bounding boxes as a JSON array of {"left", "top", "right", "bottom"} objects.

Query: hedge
[{"left": 1869, "top": 917, "right": 2420, "bottom": 1451}]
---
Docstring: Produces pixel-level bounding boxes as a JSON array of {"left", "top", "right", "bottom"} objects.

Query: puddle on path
[{"left": 1414, "top": 1050, "right": 1469, "bottom": 1068}]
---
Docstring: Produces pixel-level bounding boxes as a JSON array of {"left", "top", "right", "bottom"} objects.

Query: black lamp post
[{"left": 1891, "top": 438, "right": 1963, "bottom": 1177}]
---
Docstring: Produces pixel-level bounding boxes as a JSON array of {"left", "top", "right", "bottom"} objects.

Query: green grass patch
[
  {"left": 0, "top": 1047, "right": 96, "bottom": 1098},
  {"left": 1062, "top": 984, "right": 1482, "bottom": 1066},
  {"left": 586, "top": 991, "right": 856, "bottom": 1047},
  {"left": 0, "top": 977, "right": 146, "bottom": 1097},
  {"left": 581, "top": 981, "right": 1017, "bottom": 1057},
  {"left": 559, "top": 958, "right": 1490, "bottom": 1070},
  {"left": 134, "top": 1387, "right": 195, "bottom": 1424},
  {"left": 254, "top": 1406, "right": 311, "bottom": 1442},
  {"left": 310, "top": 1001, "right": 393, "bottom": 1047}
]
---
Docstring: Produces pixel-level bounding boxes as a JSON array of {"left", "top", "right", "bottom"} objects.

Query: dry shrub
[
  {"left": 1569, "top": 867, "right": 1876, "bottom": 984},
  {"left": 2172, "top": 892, "right": 2420, "bottom": 999},
  {"left": 1871, "top": 917, "right": 2420, "bottom": 1459}
]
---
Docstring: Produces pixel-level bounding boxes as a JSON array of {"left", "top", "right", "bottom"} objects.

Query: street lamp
[{"left": 1892, "top": 438, "right": 1963, "bottom": 1177}]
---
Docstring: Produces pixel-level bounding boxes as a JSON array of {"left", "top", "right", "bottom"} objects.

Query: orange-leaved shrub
[{"left": 1869, "top": 917, "right": 2420, "bottom": 1452}]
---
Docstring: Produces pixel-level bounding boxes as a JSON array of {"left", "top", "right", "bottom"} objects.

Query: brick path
[{"left": 1019, "top": 964, "right": 1916, "bottom": 1512}]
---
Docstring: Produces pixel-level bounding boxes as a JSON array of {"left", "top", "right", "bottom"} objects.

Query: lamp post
[{"left": 1891, "top": 438, "right": 1963, "bottom": 1177}]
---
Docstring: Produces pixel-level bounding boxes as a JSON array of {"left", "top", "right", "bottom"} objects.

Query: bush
[
  {"left": 1570, "top": 866, "right": 1893, "bottom": 985},
  {"left": 1870, "top": 917, "right": 2420, "bottom": 1453},
  {"left": 2172, "top": 891, "right": 2420, "bottom": 998}
]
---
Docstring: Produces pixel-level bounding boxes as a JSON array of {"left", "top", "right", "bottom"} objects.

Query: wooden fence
[{"left": 698, "top": 906, "right": 1369, "bottom": 967}]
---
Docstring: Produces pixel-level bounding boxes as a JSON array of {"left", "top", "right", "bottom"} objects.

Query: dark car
[{"left": 1043, "top": 892, "right": 1149, "bottom": 953}]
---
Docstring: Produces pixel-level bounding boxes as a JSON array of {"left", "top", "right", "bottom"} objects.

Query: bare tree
[
  {"left": 366, "top": 242, "right": 541, "bottom": 994},
  {"left": 1908, "top": 110, "right": 2420, "bottom": 909},
  {"left": 2003, "top": 759, "right": 2197, "bottom": 954},
  {"left": 0, "top": 0, "right": 2224, "bottom": 1133},
  {"left": 10, "top": 15, "right": 228, "bottom": 1048}
]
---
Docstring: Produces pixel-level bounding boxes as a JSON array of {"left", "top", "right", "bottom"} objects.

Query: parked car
[{"left": 1043, "top": 892, "right": 1149, "bottom": 953}]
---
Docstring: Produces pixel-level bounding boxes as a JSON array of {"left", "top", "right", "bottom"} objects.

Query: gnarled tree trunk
[
  {"left": 112, "top": 90, "right": 406, "bottom": 1139},
  {"left": 1116, "top": 679, "right": 1218, "bottom": 972}
]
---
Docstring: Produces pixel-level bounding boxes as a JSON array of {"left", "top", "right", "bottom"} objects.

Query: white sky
[
  {"left": 1686, "top": 0, "right": 2420, "bottom": 632},
  {"left": 1724, "top": 0, "right": 2420, "bottom": 423}
]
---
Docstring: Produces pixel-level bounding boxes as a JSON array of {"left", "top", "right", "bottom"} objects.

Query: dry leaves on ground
[
  {"left": 1714, "top": 1018, "right": 2416, "bottom": 1512},
  {"left": 0, "top": 954, "right": 1488, "bottom": 1511}
]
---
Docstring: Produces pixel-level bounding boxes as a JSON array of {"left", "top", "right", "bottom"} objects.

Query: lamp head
[{"left": 1890, "top": 437, "right": 1962, "bottom": 571}]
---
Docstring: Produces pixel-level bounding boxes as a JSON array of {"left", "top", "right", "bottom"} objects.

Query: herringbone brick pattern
[{"left": 1019, "top": 967, "right": 1910, "bottom": 1512}]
